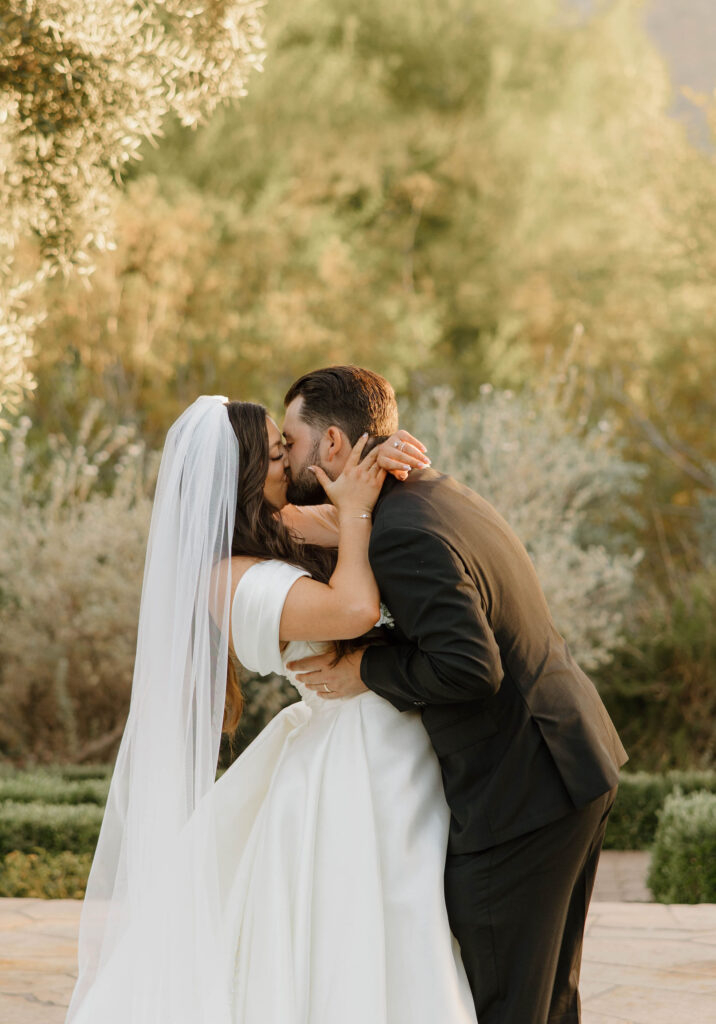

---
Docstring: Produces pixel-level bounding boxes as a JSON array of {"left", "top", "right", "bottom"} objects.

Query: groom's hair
[{"left": 284, "top": 365, "right": 399, "bottom": 443}]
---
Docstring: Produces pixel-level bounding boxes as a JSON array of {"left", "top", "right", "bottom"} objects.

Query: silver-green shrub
[
  {"left": 0, "top": 405, "right": 156, "bottom": 762},
  {"left": 648, "top": 790, "right": 716, "bottom": 904},
  {"left": 405, "top": 383, "right": 644, "bottom": 670}
]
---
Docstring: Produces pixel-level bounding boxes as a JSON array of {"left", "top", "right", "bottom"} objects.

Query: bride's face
[{"left": 263, "top": 417, "right": 290, "bottom": 509}]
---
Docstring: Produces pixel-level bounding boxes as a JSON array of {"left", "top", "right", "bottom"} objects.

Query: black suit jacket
[{"left": 360, "top": 469, "right": 628, "bottom": 854}]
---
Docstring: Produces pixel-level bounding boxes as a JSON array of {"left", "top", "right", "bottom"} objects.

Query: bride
[{"left": 64, "top": 395, "right": 477, "bottom": 1024}]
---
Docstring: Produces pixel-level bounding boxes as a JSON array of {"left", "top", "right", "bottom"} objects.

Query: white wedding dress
[
  {"left": 215, "top": 558, "right": 477, "bottom": 1022},
  {"left": 69, "top": 559, "right": 477, "bottom": 1023}
]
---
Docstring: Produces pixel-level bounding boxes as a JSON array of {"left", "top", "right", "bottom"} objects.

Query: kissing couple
[{"left": 65, "top": 365, "right": 627, "bottom": 1024}]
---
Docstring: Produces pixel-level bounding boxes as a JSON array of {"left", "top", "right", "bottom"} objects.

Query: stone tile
[
  {"left": 583, "top": 1015, "right": 638, "bottom": 1024},
  {"left": 586, "top": 901, "right": 675, "bottom": 928},
  {"left": 0, "top": 991, "right": 68, "bottom": 1024},
  {"left": 592, "top": 851, "right": 652, "bottom": 904},
  {"left": 1, "top": 898, "right": 715, "bottom": 1022},
  {"left": 584, "top": 985, "right": 714, "bottom": 1024},
  {"left": 581, "top": 962, "right": 716, "bottom": 997},
  {"left": 668, "top": 903, "right": 716, "bottom": 930},
  {"left": 585, "top": 935, "right": 716, "bottom": 969}
]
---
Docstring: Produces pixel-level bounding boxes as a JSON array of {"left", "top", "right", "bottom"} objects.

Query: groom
[{"left": 282, "top": 365, "right": 627, "bottom": 1024}]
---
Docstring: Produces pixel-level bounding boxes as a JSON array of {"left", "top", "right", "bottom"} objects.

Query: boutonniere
[{"left": 377, "top": 602, "right": 395, "bottom": 629}]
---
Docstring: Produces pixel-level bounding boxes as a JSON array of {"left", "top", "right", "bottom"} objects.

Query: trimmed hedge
[
  {"left": 0, "top": 773, "right": 110, "bottom": 806},
  {"left": 0, "top": 849, "right": 92, "bottom": 898},
  {"left": 0, "top": 763, "right": 111, "bottom": 781},
  {"left": 648, "top": 790, "right": 716, "bottom": 903},
  {"left": 604, "top": 770, "right": 716, "bottom": 850},
  {"left": 0, "top": 767, "right": 713, "bottom": 877},
  {"left": 0, "top": 801, "right": 103, "bottom": 857}
]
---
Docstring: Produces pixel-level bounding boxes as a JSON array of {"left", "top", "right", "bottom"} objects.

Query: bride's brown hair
[{"left": 222, "top": 401, "right": 337, "bottom": 736}]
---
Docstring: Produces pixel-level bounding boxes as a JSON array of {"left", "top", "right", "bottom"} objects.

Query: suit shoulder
[
  {"left": 376, "top": 469, "right": 489, "bottom": 523},
  {"left": 374, "top": 469, "right": 527, "bottom": 555}
]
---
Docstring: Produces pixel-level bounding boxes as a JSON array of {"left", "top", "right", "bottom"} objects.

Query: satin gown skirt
[{"left": 212, "top": 687, "right": 477, "bottom": 1024}]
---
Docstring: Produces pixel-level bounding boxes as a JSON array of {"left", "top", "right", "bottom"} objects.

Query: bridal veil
[{"left": 64, "top": 395, "right": 239, "bottom": 1024}]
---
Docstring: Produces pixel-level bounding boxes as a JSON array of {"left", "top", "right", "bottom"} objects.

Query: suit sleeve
[{"left": 360, "top": 525, "right": 504, "bottom": 709}]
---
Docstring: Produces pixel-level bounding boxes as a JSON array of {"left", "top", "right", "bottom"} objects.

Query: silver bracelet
[{"left": 353, "top": 512, "right": 372, "bottom": 520}]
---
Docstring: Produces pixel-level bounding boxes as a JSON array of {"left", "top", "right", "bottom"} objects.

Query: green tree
[
  {"left": 0, "top": 0, "right": 265, "bottom": 420},
  {"left": 29, "top": 0, "right": 716, "bottom": 466}
]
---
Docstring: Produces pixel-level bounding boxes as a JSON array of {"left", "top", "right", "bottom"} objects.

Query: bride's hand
[
  {"left": 309, "top": 434, "right": 386, "bottom": 516},
  {"left": 375, "top": 430, "right": 431, "bottom": 481}
]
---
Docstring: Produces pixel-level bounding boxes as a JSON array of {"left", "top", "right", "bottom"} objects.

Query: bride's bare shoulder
[
  {"left": 230, "top": 555, "right": 265, "bottom": 585},
  {"left": 209, "top": 556, "right": 264, "bottom": 619}
]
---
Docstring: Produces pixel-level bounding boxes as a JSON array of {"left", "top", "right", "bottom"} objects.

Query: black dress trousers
[{"left": 444, "top": 786, "right": 617, "bottom": 1024}]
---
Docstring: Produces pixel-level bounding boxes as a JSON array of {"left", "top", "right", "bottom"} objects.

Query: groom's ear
[{"left": 323, "top": 425, "right": 349, "bottom": 465}]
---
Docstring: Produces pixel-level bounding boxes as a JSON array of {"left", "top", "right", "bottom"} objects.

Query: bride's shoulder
[
  {"left": 230, "top": 555, "right": 266, "bottom": 584},
  {"left": 230, "top": 556, "right": 307, "bottom": 590},
  {"left": 212, "top": 557, "right": 307, "bottom": 612}
]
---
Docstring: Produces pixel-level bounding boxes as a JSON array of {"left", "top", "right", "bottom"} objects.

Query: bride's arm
[
  {"left": 278, "top": 438, "right": 385, "bottom": 642},
  {"left": 279, "top": 510, "right": 377, "bottom": 642},
  {"left": 229, "top": 436, "right": 385, "bottom": 644},
  {"left": 280, "top": 504, "right": 339, "bottom": 547}
]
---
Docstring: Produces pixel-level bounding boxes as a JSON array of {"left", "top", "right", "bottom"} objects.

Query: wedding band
[{"left": 323, "top": 682, "right": 332, "bottom": 693}]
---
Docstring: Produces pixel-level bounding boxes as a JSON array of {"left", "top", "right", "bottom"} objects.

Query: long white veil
[{"left": 65, "top": 395, "right": 239, "bottom": 1024}]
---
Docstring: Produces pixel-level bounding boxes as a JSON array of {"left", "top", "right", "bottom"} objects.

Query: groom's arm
[{"left": 360, "top": 525, "right": 504, "bottom": 709}]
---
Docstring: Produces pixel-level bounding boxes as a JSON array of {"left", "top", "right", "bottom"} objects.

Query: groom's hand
[{"left": 286, "top": 648, "right": 368, "bottom": 700}]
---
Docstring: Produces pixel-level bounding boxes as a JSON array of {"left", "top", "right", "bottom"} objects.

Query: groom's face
[{"left": 282, "top": 397, "right": 335, "bottom": 505}]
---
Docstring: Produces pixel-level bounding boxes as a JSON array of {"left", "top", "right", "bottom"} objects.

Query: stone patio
[{"left": 0, "top": 852, "right": 714, "bottom": 1024}]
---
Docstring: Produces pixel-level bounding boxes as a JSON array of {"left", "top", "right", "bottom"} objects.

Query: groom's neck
[{"left": 361, "top": 435, "right": 389, "bottom": 461}]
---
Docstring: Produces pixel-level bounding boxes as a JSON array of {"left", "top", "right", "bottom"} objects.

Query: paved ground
[
  {"left": 1, "top": 852, "right": 714, "bottom": 1024},
  {"left": 592, "top": 850, "right": 652, "bottom": 903}
]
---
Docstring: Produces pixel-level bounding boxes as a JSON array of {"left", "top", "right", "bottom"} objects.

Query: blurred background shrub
[
  {"left": 0, "top": 408, "right": 156, "bottom": 763},
  {"left": 648, "top": 789, "right": 716, "bottom": 903},
  {"left": 603, "top": 770, "right": 716, "bottom": 849},
  {"left": 0, "top": 849, "right": 93, "bottom": 899}
]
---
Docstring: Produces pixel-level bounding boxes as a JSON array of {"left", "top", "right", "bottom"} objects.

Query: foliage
[
  {"left": 648, "top": 789, "right": 716, "bottom": 904},
  {"left": 0, "top": 800, "right": 103, "bottom": 856},
  {"left": 0, "top": 278, "right": 39, "bottom": 429},
  {"left": 0, "top": 762, "right": 111, "bottom": 781},
  {"left": 603, "top": 770, "right": 716, "bottom": 850},
  {"left": 20, "top": 0, "right": 713, "bottom": 577},
  {"left": 0, "top": 848, "right": 92, "bottom": 898},
  {"left": 0, "top": 0, "right": 265, "bottom": 418},
  {"left": 31, "top": 168, "right": 442, "bottom": 442},
  {"left": 404, "top": 380, "right": 644, "bottom": 671},
  {"left": 597, "top": 568, "right": 716, "bottom": 770},
  {"left": 0, "top": 408, "right": 156, "bottom": 763},
  {"left": 122, "top": 0, "right": 715, "bottom": 463},
  {"left": 0, "top": 771, "right": 109, "bottom": 806}
]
